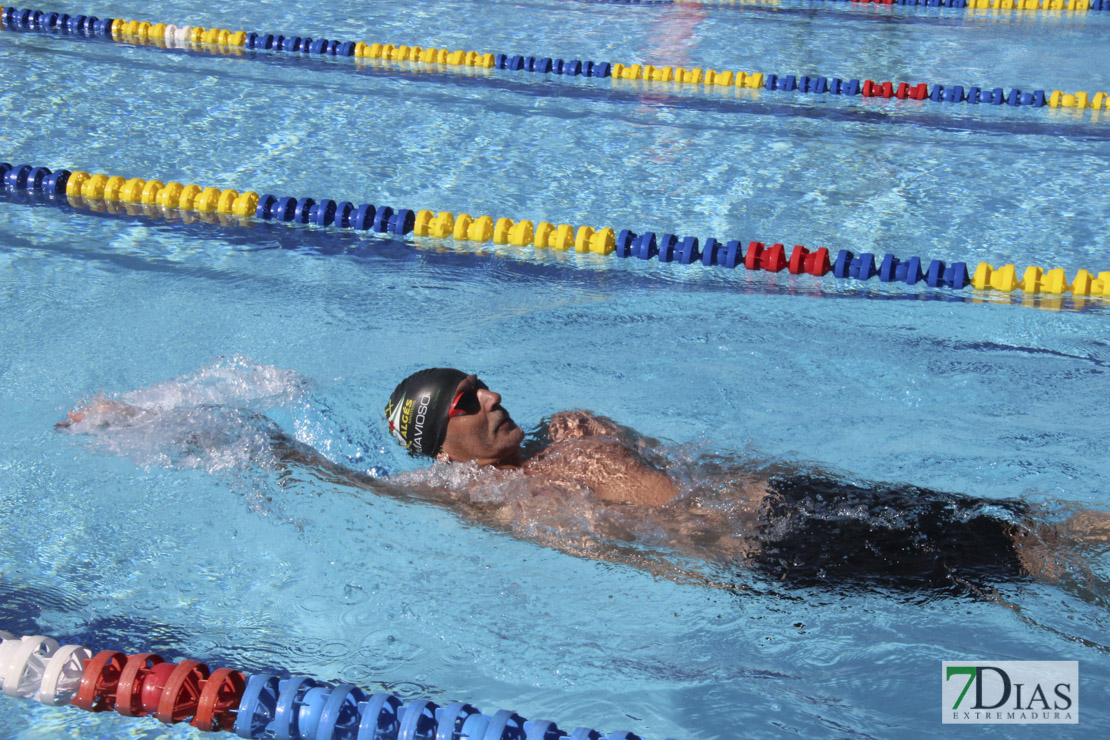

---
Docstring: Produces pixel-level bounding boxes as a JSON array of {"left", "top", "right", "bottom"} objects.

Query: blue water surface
[{"left": 1, "top": 0, "right": 1108, "bottom": 737}]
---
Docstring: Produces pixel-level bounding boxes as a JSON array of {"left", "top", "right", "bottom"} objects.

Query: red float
[
  {"left": 744, "top": 241, "right": 764, "bottom": 271},
  {"left": 156, "top": 660, "right": 211, "bottom": 724},
  {"left": 72, "top": 650, "right": 126, "bottom": 712},
  {"left": 141, "top": 662, "right": 178, "bottom": 715},
  {"left": 115, "top": 653, "right": 165, "bottom": 716},
  {"left": 788, "top": 245, "right": 809, "bottom": 274},
  {"left": 805, "top": 248, "right": 831, "bottom": 276},
  {"left": 192, "top": 668, "right": 246, "bottom": 731},
  {"left": 762, "top": 244, "right": 787, "bottom": 272}
]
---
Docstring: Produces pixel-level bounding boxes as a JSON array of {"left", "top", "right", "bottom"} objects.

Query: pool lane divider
[
  {"left": 0, "top": 630, "right": 668, "bottom": 739},
  {"left": 2, "top": 7, "right": 1108, "bottom": 117},
  {"left": 595, "top": 0, "right": 1110, "bottom": 10},
  {"left": 4, "top": 161, "right": 1109, "bottom": 299}
]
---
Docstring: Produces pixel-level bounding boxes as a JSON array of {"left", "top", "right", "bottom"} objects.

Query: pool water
[{"left": 1, "top": 0, "right": 1109, "bottom": 737}]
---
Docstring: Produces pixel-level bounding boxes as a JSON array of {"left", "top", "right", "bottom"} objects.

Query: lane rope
[
  {"left": 1, "top": 6, "right": 1108, "bottom": 118},
  {"left": 3, "top": 161, "right": 1108, "bottom": 301},
  {"left": 0, "top": 629, "right": 668, "bottom": 739},
  {"left": 585, "top": 0, "right": 1110, "bottom": 11}
]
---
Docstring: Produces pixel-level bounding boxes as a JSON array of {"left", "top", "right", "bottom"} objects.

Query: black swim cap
[{"left": 384, "top": 368, "right": 467, "bottom": 458}]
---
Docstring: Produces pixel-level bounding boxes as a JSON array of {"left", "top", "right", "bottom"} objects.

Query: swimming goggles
[{"left": 448, "top": 381, "right": 487, "bottom": 418}]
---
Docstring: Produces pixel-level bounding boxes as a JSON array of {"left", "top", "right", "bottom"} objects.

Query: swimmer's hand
[
  {"left": 546, "top": 410, "right": 660, "bottom": 449},
  {"left": 55, "top": 399, "right": 148, "bottom": 431}
]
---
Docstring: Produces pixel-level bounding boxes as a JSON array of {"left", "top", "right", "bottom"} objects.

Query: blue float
[
  {"left": 925, "top": 259, "right": 948, "bottom": 288},
  {"left": 901, "top": 256, "right": 924, "bottom": 285},
  {"left": 272, "top": 677, "right": 320, "bottom": 739},
  {"left": 677, "top": 236, "right": 700, "bottom": 265},
  {"left": 699, "top": 237, "right": 721, "bottom": 267},
  {"left": 945, "top": 262, "right": 969, "bottom": 289},
  {"left": 721, "top": 239, "right": 743, "bottom": 269},
  {"left": 358, "top": 693, "right": 403, "bottom": 739},
  {"left": 633, "top": 232, "right": 657, "bottom": 260},
  {"left": 388, "top": 209, "right": 415, "bottom": 235},
  {"left": 656, "top": 234, "right": 678, "bottom": 263},
  {"left": 615, "top": 229, "right": 635, "bottom": 258},
  {"left": 849, "top": 253, "right": 877, "bottom": 281},
  {"left": 352, "top": 203, "right": 376, "bottom": 230},
  {"left": 879, "top": 254, "right": 900, "bottom": 283},
  {"left": 335, "top": 201, "right": 355, "bottom": 228},
  {"left": 310, "top": 199, "right": 337, "bottom": 227},
  {"left": 4, "top": 164, "right": 32, "bottom": 190},
  {"left": 41, "top": 169, "right": 71, "bottom": 195},
  {"left": 271, "top": 196, "right": 298, "bottom": 222},
  {"left": 591, "top": 62, "right": 612, "bottom": 77},
  {"left": 25, "top": 166, "right": 51, "bottom": 190},
  {"left": 233, "top": 674, "right": 281, "bottom": 738},
  {"left": 372, "top": 205, "right": 394, "bottom": 232},
  {"left": 293, "top": 197, "right": 315, "bottom": 224},
  {"left": 255, "top": 194, "right": 277, "bottom": 219},
  {"left": 315, "top": 684, "right": 366, "bottom": 740}
]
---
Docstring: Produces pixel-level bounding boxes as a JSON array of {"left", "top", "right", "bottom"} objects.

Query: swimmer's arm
[
  {"left": 55, "top": 399, "right": 150, "bottom": 430},
  {"left": 56, "top": 400, "right": 386, "bottom": 491}
]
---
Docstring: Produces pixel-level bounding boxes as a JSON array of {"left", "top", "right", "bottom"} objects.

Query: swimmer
[{"left": 57, "top": 367, "right": 1110, "bottom": 597}]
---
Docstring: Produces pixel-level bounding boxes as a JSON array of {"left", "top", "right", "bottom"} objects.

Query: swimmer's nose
[{"left": 479, "top": 388, "right": 501, "bottom": 409}]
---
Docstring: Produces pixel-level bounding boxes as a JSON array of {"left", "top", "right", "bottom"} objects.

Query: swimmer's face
[{"left": 439, "top": 375, "right": 525, "bottom": 467}]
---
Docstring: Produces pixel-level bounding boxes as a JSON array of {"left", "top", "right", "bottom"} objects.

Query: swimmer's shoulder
[{"left": 524, "top": 436, "right": 676, "bottom": 507}]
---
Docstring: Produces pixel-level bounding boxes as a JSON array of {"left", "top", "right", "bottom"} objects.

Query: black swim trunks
[{"left": 752, "top": 474, "right": 1029, "bottom": 593}]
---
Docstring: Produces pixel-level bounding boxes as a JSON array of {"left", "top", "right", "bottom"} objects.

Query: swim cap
[{"left": 384, "top": 368, "right": 467, "bottom": 458}]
